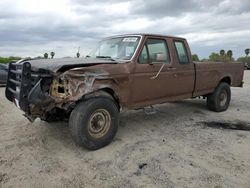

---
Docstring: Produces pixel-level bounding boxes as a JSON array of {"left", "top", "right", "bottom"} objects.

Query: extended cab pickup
[{"left": 5, "top": 34, "right": 244, "bottom": 149}]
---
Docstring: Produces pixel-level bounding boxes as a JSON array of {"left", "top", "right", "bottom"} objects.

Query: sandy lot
[{"left": 0, "top": 71, "right": 250, "bottom": 188}]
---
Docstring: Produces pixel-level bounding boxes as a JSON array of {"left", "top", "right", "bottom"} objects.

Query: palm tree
[
  {"left": 50, "top": 52, "right": 55, "bottom": 59},
  {"left": 245, "top": 48, "right": 250, "bottom": 65},
  {"left": 76, "top": 47, "right": 80, "bottom": 58},
  {"left": 76, "top": 52, "right": 80, "bottom": 58},
  {"left": 226, "top": 50, "right": 233, "bottom": 60},
  {"left": 220, "top": 49, "right": 225, "bottom": 56},
  {"left": 219, "top": 49, "right": 225, "bottom": 62},
  {"left": 44, "top": 53, "right": 48, "bottom": 59},
  {"left": 245, "top": 48, "right": 250, "bottom": 57}
]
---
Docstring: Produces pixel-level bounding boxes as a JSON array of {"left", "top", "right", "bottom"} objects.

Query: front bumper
[
  {"left": 5, "top": 61, "right": 53, "bottom": 116},
  {"left": 5, "top": 61, "right": 33, "bottom": 112}
]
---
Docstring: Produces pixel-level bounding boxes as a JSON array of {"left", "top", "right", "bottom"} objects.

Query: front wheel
[
  {"left": 207, "top": 82, "right": 231, "bottom": 112},
  {"left": 69, "top": 97, "right": 119, "bottom": 150}
]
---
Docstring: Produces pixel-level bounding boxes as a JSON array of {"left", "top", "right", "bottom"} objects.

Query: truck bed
[{"left": 193, "top": 61, "right": 244, "bottom": 97}]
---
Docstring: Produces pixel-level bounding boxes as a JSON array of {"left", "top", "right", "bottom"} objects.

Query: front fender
[{"left": 50, "top": 69, "right": 117, "bottom": 103}]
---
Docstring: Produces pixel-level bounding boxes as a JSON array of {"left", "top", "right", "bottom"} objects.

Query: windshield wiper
[{"left": 96, "top": 56, "right": 116, "bottom": 61}]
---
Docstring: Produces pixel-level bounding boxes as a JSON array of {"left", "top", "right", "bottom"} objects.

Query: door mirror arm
[{"left": 150, "top": 63, "right": 166, "bottom": 80}]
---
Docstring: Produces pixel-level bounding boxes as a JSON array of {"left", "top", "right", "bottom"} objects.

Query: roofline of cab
[
  {"left": 103, "top": 33, "right": 186, "bottom": 41},
  {"left": 98, "top": 33, "right": 186, "bottom": 63}
]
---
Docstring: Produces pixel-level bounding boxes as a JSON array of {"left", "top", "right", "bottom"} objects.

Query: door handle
[{"left": 167, "top": 67, "right": 176, "bottom": 71}]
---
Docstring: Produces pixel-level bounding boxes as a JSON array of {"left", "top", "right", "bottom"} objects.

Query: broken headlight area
[
  {"left": 50, "top": 77, "right": 70, "bottom": 99},
  {"left": 27, "top": 76, "right": 72, "bottom": 122},
  {"left": 49, "top": 71, "right": 95, "bottom": 101},
  {"left": 49, "top": 70, "right": 102, "bottom": 102}
]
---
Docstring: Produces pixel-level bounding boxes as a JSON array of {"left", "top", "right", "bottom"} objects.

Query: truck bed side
[{"left": 193, "top": 62, "right": 244, "bottom": 97}]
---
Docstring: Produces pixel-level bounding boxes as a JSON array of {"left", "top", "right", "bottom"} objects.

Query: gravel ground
[{"left": 0, "top": 71, "right": 250, "bottom": 188}]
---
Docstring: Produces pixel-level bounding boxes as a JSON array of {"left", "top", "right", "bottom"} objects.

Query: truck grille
[{"left": 5, "top": 61, "right": 41, "bottom": 112}]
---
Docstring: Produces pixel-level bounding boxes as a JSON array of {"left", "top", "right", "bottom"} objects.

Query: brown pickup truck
[{"left": 5, "top": 34, "right": 244, "bottom": 149}]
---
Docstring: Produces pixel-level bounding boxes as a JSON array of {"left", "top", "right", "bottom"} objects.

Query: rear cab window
[
  {"left": 138, "top": 38, "right": 170, "bottom": 64},
  {"left": 174, "top": 41, "right": 189, "bottom": 64}
]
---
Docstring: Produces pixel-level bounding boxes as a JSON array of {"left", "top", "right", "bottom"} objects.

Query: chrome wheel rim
[{"left": 88, "top": 109, "right": 111, "bottom": 138}]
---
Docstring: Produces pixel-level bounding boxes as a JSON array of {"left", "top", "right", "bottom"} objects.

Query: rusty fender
[{"left": 50, "top": 69, "right": 116, "bottom": 105}]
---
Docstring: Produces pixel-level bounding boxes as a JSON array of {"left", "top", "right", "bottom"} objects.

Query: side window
[
  {"left": 147, "top": 39, "right": 170, "bottom": 64},
  {"left": 174, "top": 41, "right": 189, "bottom": 64},
  {"left": 138, "top": 45, "right": 148, "bottom": 64},
  {"left": 138, "top": 38, "right": 170, "bottom": 64}
]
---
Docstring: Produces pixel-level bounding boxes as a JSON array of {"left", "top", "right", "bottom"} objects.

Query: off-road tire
[
  {"left": 207, "top": 82, "right": 231, "bottom": 112},
  {"left": 69, "top": 97, "right": 119, "bottom": 150}
]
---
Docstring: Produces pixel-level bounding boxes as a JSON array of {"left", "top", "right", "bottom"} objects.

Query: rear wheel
[
  {"left": 207, "top": 82, "right": 231, "bottom": 112},
  {"left": 69, "top": 97, "right": 119, "bottom": 150}
]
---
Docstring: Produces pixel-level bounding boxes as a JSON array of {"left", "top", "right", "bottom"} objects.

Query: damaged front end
[
  {"left": 5, "top": 61, "right": 111, "bottom": 122},
  {"left": 6, "top": 61, "right": 56, "bottom": 121}
]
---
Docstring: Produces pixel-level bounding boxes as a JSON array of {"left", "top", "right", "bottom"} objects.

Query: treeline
[
  {"left": 0, "top": 51, "right": 57, "bottom": 64},
  {"left": 192, "top": 48, "right": 250, "bottom": 63},
  {"left": 0, "top": 56, "right": 22, "bottom": 64},
  {"left": 0, "top": 51, "right": 83, "bottom": 64}
]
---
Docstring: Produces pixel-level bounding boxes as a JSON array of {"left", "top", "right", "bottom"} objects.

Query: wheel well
[
  {"left": 220, "top": 77, "right": 231, "bottom": 85},
  {"left": 81, "top": 88, "right": 121, "bottom": 111},
  {"left": 101, "top": 88, "right": 120, "bottom": 110}
]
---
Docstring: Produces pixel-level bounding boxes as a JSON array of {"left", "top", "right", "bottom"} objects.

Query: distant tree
[
  {"left": 209, "top": 49, "right": 234, "bottom": 62},
  {"left": 76, "top": 52, "right": 80, "bottom": 58},
  {"left": 201, "top": 58, "right": 208, "bottom": 62},
  {"left": 44, "top": 53, "right": 48, "bottom": 59},
  {"left": 237, "top": 56, "right": 250, "bottom": 63},
  {"left": 226, "top": 50, "right": 233, "bottom": 60},
  {"left": 238, "top": 49, "right": 250, "bottom": 63},
  {"left": 35, "top": 56, "right": 43, "bottom": 59},
  {"left": 245, "top": 48, "right": 250, "bottom": 57},
  {"left": 192, "top": 54, "right": 199, "bottom": 61},
  {"left": 50, "top": 52, "right": 55, "bottom": 59},
  {"left": 219, "top": 49, "right": 225, "bottom": 62},
  {"left": 219, "top": 49, "right": 225, "bottom": 56},
  {"left": 209, "top": 52, "right": 220, "bottom": 62}
]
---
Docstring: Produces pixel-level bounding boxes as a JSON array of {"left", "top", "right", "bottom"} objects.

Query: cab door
[
  {"left": 130, "top": 37, "right": 195, "bottom": 107},
  {"left": 171, "top": 40, "right": 195, "bottom": 97},
  {"left": 130, "top": 37, "right": 176, "bottom": 106}
]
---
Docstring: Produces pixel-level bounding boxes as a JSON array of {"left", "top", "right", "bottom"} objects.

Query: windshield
[{"left": 88, "top": 36, "right": 140, "bottom": 61}]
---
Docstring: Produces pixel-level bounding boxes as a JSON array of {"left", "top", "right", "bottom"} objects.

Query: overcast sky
[{"left": 0, "top": 0, "right": 249, "bottom": 59}]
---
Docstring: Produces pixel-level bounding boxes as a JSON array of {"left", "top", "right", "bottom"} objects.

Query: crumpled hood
[{"left": 27, "top": 57, "right": 118, "bottom": 73}]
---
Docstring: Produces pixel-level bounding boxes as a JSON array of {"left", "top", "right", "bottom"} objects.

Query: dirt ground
[{"left": 0, "top": 71, "right": 250, "bottom": 188}]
